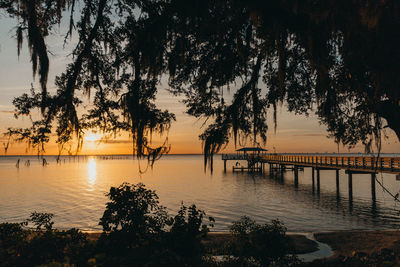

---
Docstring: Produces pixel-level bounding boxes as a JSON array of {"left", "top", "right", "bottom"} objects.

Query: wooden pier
[
  {"left": 261, "top": 154, "right": 400, "bottom": 174},
  {"left": 222, "top": 152, "right": 400, "bottom": 200},
  {"left": 222, "top": 153, "right": 400, "bottom": 174}
]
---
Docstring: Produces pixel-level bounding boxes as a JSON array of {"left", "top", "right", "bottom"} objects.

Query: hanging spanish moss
[
  {"left": 167, "top": 0, "right": 400, "bottom": 169},
  {"left": 2, "top": 0, "right": 400, "bottom": 172},
  {"left": 3, "top": 0, "right": 175, "bottom": 169}
]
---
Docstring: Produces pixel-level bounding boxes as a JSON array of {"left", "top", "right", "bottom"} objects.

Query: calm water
[{"left": 1, "top": 154, "right": 400, "bottom": 232}]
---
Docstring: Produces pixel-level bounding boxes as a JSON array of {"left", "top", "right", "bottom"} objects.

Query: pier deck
[
  {"left": 222, "top": 154, "right": 400, "bottom": 174},
  {"left": 222, "top": 153, "right": 400, "bottom": 201},
  {"left": 261, "top": 154, "right": 400, "bottom": 174}
]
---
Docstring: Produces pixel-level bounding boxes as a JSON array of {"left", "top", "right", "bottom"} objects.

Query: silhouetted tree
[
  {"left": 165, "top": 0, "right": 400, "bottom": 163},
  {"left": 2, "top": 0, "right": 175, "bottom": 164},
  {"left": 97, "top": 182, "right": 213, "bottom": 265},
  {"left": 1, "top": 0, "right": 399, "bottom": 163}
]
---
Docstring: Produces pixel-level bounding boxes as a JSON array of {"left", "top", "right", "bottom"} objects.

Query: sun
[{"left": 84, "top": 132, "right": 102, "bottom": 142}]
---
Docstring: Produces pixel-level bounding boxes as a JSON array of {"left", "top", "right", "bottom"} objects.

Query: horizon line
[{"left": 1, "top": 152, "right": 399, "bottom": 157}]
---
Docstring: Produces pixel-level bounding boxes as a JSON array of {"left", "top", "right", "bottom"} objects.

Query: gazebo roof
[{"left": 236, "top": 147, "right": 268, "bottom": 152}]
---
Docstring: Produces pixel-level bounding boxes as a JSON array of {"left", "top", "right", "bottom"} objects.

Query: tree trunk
[{"left": 377, "top": 100, "right": 400, "bottom": 141}]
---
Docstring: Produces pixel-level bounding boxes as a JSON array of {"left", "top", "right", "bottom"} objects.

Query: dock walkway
[
  {"left": 222, "top": 153, "right": 400, "bottom": 174},
  {"left": 262, "top": 154, "right": 400, "bottom": 174},
  {"left": 222, "top": 153, "right": 400, "bottom": 200}
]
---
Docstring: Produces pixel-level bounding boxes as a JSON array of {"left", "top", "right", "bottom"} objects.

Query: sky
[{"left": 0, "top": 15, "right": 399, "bottom": 155}]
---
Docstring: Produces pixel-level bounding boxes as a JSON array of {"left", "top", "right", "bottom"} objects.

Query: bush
[
  {"left": 0, "top": 213, "right": 92, "bottom": 267},
  {"left": 97, "top": 183, "right": 214, "bottom": 266},
  {"left": 99, "top": 182, "right": 169, "bottom": 234},
  {"left": 0, "top": 222, "right": 28, "bottom": 266},
  {"left": 228, "top": 216, "right": 299, "bottom": 266},
  {"left": 167, "top": 203, "right": 215, "bottom": 265},
  {"left": 96, "top": 183, "right": 169, "bottom": 265},
  {"left": 27, "top": 212, "right": 54, "bottom": 231}
]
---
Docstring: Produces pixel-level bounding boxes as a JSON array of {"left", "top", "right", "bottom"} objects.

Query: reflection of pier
[{"left": 222, "top": 151, "right": 400, "bottom": 201}]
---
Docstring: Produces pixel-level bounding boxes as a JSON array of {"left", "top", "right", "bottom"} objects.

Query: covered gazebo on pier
[{"left": 222, "top": 147, "right": 268, "bottom": 172}]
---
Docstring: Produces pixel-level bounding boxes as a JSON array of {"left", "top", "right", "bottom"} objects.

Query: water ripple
[{"left": 1, "top": 155, "right": 400, "bottom": 232}]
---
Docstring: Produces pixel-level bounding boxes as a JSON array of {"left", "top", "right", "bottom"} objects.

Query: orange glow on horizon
[{"left": 2, "top": 119, "right": 400, "bottom": 155}]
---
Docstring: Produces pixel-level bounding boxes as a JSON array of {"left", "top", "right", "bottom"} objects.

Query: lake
[{"left": 1, "top": 154, "right": 400, "bottom": 232}]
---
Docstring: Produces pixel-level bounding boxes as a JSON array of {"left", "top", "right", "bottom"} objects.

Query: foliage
[
  {"left": 24, "top": 228, "right": 91, "bottom": 266},
  {"left": 0, "top": 213, "right": 92, "bottom": 267},
  {"left": 97, "top": 182, "right": 214, "bottom": 266},
  {"left": 99, "top": 182, "right": 168, "bottom": 234},
  {"left": 165, "top": 0, "right": 400, "bottom": 159},
  {"left": 97, "top": 183, "right": 168, "bottom": 265},
  {"left": 166, "top": 203, "right": 215, "bottom": 265},
  {"left": 2, "top": 0, "right": 175, "bottom": 164},
  {"left": 227, "top": 216, "right": 299, "bottom": 266},
  {"left": 0, "top": 222, "right": 28, "bottom": 266},
  {"left": 2, "top": 0, "right": 399, "bottom": 164},
  {"left": 26, "top": 211, "right": 54, "bottom": 231}
]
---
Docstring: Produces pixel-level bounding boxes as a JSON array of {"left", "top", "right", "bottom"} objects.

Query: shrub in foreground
[
  {"left": 227, "top": 216, "right": 300, "bottom": 266},
  {"left": 96, "top": 182, "right": 213, "bottom": 266},
  {"left": 0, "top": 222, "right": 28, "bottom": 266},
  {"left": 0, "top": 213, "right": 92, "bottom": 266}
]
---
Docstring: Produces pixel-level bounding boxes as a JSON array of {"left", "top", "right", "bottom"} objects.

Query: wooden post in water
[
  {"left": 224, "top": 160, "right": 227, "bottom": 173},
  {"left": 371, "top": 173, "right": 376, "bottom": 201},
  {"left": 348, "top": 172, "right": 353, "bottom": 200},
  {"left": 312, "top": 167, "right": 315, "bottom": 192},
  {"left": 294, "top": 166, "right": 299, "bottom": 188},
  {"left": 336, "top": 169, "right": 340, "bottom": 196},
  {"left": 316, "top": 168, "right": 320, "bottom": 194}
]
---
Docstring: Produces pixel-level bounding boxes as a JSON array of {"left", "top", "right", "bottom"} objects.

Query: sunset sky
[{"left": 0, "top": 17, "right": 399, "bottom": 155}]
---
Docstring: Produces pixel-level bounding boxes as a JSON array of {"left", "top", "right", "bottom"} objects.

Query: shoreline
[
  {"left": 86, "top": 229, "right": 400, "bottom": 262},
  {"left": 205, "top": 230, "right": 400, "bottom": 263},
  {"left": 313, "top": 229, "right": 400, "bottom": 257}
]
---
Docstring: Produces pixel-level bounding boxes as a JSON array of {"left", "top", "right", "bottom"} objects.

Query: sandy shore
[
  {"left": 206, "top": 230, "right": 400, "bottom": 258},
  {"left": 314, "top": 230, "right": 400, "bottom": 257}
]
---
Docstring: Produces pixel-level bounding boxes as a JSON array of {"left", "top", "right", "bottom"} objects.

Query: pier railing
[{"left": 262, "top": 154, "right": 400, "bottom": 173}]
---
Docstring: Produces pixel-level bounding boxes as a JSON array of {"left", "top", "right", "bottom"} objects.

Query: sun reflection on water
[{"left": 87, "top": 157, "right": 97, "bottom": 188}]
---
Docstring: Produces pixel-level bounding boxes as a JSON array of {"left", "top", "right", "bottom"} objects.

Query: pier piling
[
  {"left": 348, "top": 172, "right": 353, "bottom": 200},
  {"left": 371, "top": 173, "right": 376, "bottom": 201},
  {"left": 312, "top": 167, "right": 315, "bottom": 192},
  {"left": 336, "top": 169, "right": 340, "bottom": 196}
]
